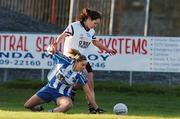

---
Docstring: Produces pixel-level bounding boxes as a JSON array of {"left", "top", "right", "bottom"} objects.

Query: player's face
[
  {"left": 87, "top": 18, "right": 101, "bottom": 29},
  {"left": 75, "top": 60, "right": 87, "bottom": 71}
]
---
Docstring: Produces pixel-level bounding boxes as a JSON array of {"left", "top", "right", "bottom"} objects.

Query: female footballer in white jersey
[
  {"left": 53, "top": 8, "right": 117, "bottom": 113},
  {"left": 24, "top": 45, "right": 101, "bottom": 113}
]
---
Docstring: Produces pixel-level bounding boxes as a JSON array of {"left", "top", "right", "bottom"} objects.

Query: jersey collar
[{"left": 80, "top": 21, "right": 90, "bottom": 32}]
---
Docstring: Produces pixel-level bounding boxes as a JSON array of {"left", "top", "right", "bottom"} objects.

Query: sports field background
[
  {"left": 0, "top": 79, "right": 180, "bottom": 119},
  {"left": 1, "top": 0, "right": 180, "bottom": 86},
  {"left": 0, "top": 0, "right": 180, "bottom": 119}
]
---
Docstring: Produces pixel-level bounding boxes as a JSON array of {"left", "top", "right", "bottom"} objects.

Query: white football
[{"left": 113, "top": 103, "right": 128, "bottom": 115}]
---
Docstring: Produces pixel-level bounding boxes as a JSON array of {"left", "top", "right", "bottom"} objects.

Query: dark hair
[
  {"left": 77, "top": 8, "right": 102, "bottom": 22},
  {"left": 68, "top": 48, "right": 87, "bottom": 62}
]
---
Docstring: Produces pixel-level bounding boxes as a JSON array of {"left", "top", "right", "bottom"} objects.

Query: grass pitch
[
  {"left": 0, "top": 79, "right": 180, "bottom": 119},
  {"left": 0, "top": 110, "right": 180, "bottom": 119}
]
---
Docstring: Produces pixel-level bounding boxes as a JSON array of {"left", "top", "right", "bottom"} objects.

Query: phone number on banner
[
  {"left": 0, "top": 59, "right": 41, "bottom": 66},
  {"left": 89, "top": 62, "right": 106, "bottom": 69}
]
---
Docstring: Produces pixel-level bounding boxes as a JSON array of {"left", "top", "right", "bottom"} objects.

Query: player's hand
[
  {"left": 47, "top": 44, "right": 56, "bottom": 54},
  {"left": 107, "top": 49, "right": 117, "bottom": 55}
]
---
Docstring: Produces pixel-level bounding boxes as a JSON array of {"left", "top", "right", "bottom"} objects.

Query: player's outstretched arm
[
  {"left": 83, "top": 84, "right": 98, "bottom": 109},
  {"left": 47, "top": 31, "right": 70, "bottom": 54},
  {"left": 55, "top": 32, "right": 67, "bottom": 44},
  {"left": 92, "top": 40, "right": 117, "bottom": 55}
]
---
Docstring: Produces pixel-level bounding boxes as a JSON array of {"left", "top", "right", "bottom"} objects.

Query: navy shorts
[{"left": 36, "top": 85, "right": 66, "bottom": 102}]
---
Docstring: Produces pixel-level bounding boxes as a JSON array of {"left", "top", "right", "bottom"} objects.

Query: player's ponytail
[
  {"left": 77, "top": 8, "right": 102, "bottom": 22},
  {"left": 68, "top": 48, "right": 87, "bottom": 62}
]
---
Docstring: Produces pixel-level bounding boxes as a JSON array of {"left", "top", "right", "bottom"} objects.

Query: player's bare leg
[
  {"left": 87, "top": 72, "right": 95, "bottom": 101},
  {"left": 24, "top": 94, "right": 45, "bottom": 111},
  {"left": 52, "top": 96, "right": 73, "bottom": 112}
]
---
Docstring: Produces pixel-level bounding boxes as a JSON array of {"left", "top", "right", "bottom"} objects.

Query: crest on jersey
[
  {"left": 56, "top": 73, "right": 64, "bottom": 81},
  {"left": 86, "top": 33, "right": 91, "bottom": 37}
]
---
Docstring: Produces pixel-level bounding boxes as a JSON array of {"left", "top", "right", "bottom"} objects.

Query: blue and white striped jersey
[{"left": 47, "top": 51, "right": 87, "bottom": 97}]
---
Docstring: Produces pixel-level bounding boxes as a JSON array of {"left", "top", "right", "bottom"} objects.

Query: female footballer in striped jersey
[
  {"left": 24, "top": 45, "right": 101, "bottom": 113},
  {"left": 53, "top": 8, "right": 117, "bottom": 113}
]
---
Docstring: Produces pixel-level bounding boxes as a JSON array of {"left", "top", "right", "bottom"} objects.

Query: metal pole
[
  {"left": 108, "top": 0, "right": 115, "bottom": 74},
  {"left": 144, "top": 0, "right": 150, "bottom": 36},
  {"left": 129, "top": 71, "right": 132, "bottom": 86},
  {"left": 69, "top": 0, "right": 74, "bottom": 24},
  {"left": 129, "top": 0, "right": 150, "bottom": 86},
  {"left": 129, "top": 72, "right": 132, "bottom": 86},
  {"left": 168, "top": 73, "right": 172, "bottom": 87},
  {"left": 41, "top": 69, "right": 45, "bottom": 82},
  {"left": 3, "top": 69, "right": 8, "bottom": 82},
  {"left": 109, "top": 0, "right": 115, "bottom": 35}
]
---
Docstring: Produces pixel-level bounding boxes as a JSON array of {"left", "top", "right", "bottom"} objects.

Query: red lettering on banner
[
  {"left": 35, "top": 36, "right": 62, "bottom": 52},
  {"left": 98, "top": 37, "right": 148, "bottom": 55},
  {"left": 98, "top": 38, "right": 118, "bottom": 54},
  {"left": 36, "top": 36, "right": 50, "bottom": 52},
  {"left": 16, "top": 36, "right": 28, "bottom": 51},
  {"left": 104, "top": 38, "right": 111, "bottom": 48},
  {"left": 125, "top": 38, "right": 131, "bottom": 54},
  {"left": 16, "top": 38, "right": 23, "bottom": 50},
  {"left": 42, "top": 36, "right": 49, "bottom": 52},
  {"left": 0, "top": 34, "right": 28, "bottom": 51},
  {"left": 9, "top": 35, "right": 16, "bottom": 50},
  {"left": 111, "top": 38, "right": 117, "bottom": 53},
  {"left": 141, "top": 39, "right": 148, "bottom": 54},
  {"left": 1, "top": 35, "right": 8, "bottom": 50},
  {"left": 117, "top": 38, "right": 124, "bottom": 54},
  {"left": 132, "top": 39, "right": 140, "bottom": 54},
  {"left": 36, "top": 37, "right": 41, "bottom": 52},
  {"left": 49, "top": 36, "right": 56, "bottom": 44},
  {"left": 131, "top": 38, "right": 148, "bottom": 55}
]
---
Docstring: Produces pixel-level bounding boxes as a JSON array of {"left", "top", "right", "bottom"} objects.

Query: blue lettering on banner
[
  {"left": 0, "top": 52, "right": 34, "bottom": 58},
  {"left": 87, "top": 54, "right": 109, "bottom": 69},
  {"left": 0, "top": 52, "right": 55, "bottom": 69},
  {"left": 42, "top": 53, "right": 52, "bottom": 59},
  {"left": 87, "top": 54, "right": 109, "bottom": 61}
]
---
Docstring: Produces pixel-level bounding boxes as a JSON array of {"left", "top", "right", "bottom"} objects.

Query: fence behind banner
[{"left": 1, "top": 0, "right": 179, "bottom": 36}]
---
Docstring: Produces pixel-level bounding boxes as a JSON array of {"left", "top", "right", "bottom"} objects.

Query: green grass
[
  {"left": 2, "top": 111, "right": 180, "bottom": 119},
  {"left": 0, "top": 79, "right": 180, "bottom": 119}
]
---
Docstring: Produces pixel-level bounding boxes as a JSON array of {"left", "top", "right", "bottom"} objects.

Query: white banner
[{"left": 0, "top": 33, "right": 180, "bottom": 72}]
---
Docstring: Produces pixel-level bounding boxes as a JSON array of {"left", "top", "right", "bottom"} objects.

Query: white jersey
[{"left": 63, "top": 21, "right": 96, "bottom": 57}]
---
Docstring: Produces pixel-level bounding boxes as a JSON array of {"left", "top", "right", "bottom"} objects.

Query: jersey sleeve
[
  {"left": 52, "top": 51, "right": 72, "bottom": 65},
  {"left": 64, "top": 24, "right": 74, "bottom": 36},
  {"left": 76, "top": 73, "right": 88, "bottom": 86}
]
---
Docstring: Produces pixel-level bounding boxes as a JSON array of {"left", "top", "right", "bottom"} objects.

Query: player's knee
[
  {"left": 57, "top": 101, "right": 73, "bottom": 112},
  {"left": 24, "top": 102, "right": 32, "bottom": 109},
  {"left": 64, "top": 101, "right": 73, "bottom": 109}
]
